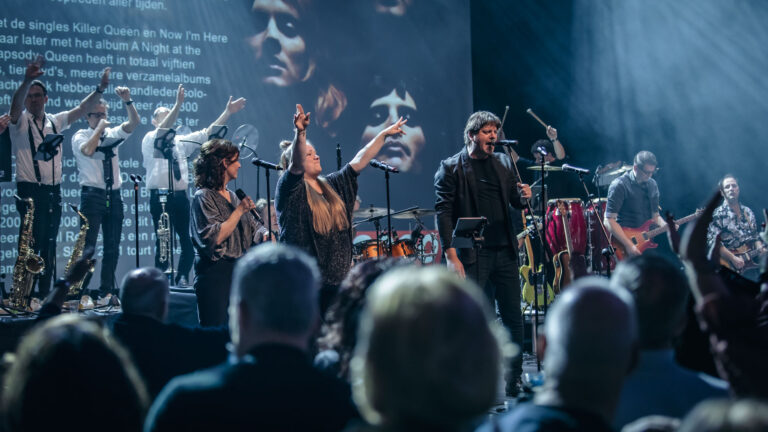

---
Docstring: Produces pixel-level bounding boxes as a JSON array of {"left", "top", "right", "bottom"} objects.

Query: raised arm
[
  {"left": 349, "top": 117, "right": 407, "bottom": 173},
  {"left": 80, "top": 119, "right": 111, "bottom": 157},
  {"left": 157, "top": 84, "right": 184, "bottom": 129},
  {"left": 0, "top": 114, "right": 9, "bottom": 134},
  {"left": 206, "top": 96, "right": 246, "bottom": 136},
  {"left": 115, "top": 87, "right": 140, "bottom": 134},
  {"left": 66, "top": 67, "right": 111, "bottom": 125},
  {"left": 289, "top": 104, "right": 310, "bottom": 175},
  {"left": 10, "top": 57, "right": 44, "bottom": 124},
  {"left": 546, "top": 125, "right": 566, "bottom": 160}
]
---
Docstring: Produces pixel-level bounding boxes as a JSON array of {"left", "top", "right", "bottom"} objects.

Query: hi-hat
[
  {"left": 354, "top": 207, "right": 388, "bottom": 219},
  {"left": 392, "top": 208, "right": 436, "bottom": 219},
  {"left": 527, "top": 165, "right": 563, "bottom": 172}
]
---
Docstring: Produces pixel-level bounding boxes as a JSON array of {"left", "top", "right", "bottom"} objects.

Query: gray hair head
[{"left": 119, "top": 267, "right": 170, "bottom": 321}]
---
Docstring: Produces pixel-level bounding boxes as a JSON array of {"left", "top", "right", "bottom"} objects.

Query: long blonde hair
[{"left": 280, "top": 140, "right": 349, "bottom": 235}]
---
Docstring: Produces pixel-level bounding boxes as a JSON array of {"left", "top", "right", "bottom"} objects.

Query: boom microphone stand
[
  {"left": 251, "top": 158, "right": 283, "bottom": 241},
  {"left": 130, "top": 174, "right": 142, "bottom": 268},
  {"left": 369, "top": 159, "right": 399, "bottom": 253}
]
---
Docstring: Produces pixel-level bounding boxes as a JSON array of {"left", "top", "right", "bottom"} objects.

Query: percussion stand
[{"left": 576, "top": 172, "right": 614, "bottom": 276}]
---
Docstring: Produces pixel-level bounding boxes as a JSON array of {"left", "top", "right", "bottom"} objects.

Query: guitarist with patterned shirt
[
  {"left": 707, "top": 174, "right": 767, "bottom": 280},
  {"left": 604, "top": 151, "right": 668, "bottom": 258}
]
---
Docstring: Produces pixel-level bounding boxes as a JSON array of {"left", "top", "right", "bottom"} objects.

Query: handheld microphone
[
  {"left": 251, "top": 158, "right": 283, "bottom": 171},
  {"left": 493, "top": 140, "right": 519, "bottom": 147},
  {"left": 535, "top": 146, "right": 549, "bottom": 156},
  {"left": 561, "top": 164, "right": 590, "bottom": 175},
  {"left": 336, "top": 143, "right": 342, "bottom": 171},
  {"left": 235, "top": 188, "right": 265, "bottom": 224},
  {"left": 369, "top": 159, "right": 399, "bottom": 173}
]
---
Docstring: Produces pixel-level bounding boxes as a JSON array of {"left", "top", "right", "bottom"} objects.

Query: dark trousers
[
  {"left": 16, "top": 182, "right": 62, "bottom": 297},
  {"left": 194, "top": 256, "right": 235, "bottom": 327},
  {"left": 150, "top": 189, "right": 194, "bottom": 284},
  {"left": 80, "top": 186, "right": 124, "bottom": 294},
  {"left": 464, "top": 247, "right": 524, "bottom": 382}
]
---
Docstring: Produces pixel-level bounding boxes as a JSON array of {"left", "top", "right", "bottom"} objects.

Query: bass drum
[{"left": 391, "top": 239, "right": 415, "bottom": 258}]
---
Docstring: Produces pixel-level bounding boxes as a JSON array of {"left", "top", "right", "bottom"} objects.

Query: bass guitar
[
  {"left": 520, "top": 223, "right": 555, "bottom": 308},
  {"left": 611, "top": 209, "right": 702, "bottom": 261}
]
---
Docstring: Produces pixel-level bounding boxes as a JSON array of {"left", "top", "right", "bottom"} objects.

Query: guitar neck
[{"left": 646, "top": 212, "right": 699, "bottom": 238}]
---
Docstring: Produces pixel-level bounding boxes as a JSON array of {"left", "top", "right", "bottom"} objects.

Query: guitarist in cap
[
  {"left": 604, "top": 150, "right": 667, "bottom": 258},
  {"left": 707, "top": 174, "right": 766, "bottom": 280}
]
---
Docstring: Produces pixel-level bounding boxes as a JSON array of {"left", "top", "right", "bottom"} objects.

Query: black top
[
  {"left": 276, "top": 164, "right": 359, "bottom": 286},
  {"left": 145, "top": 343, "right": 358, "bottom": 432},
  {"left": 470, "top": 157, "right": 509, "bottom": 247},
  {"left": 482, "top": 403, "right": 614, "bottom": 432},
  {"left": 605, "top": 171, "right": 659, "bottom": 228}
]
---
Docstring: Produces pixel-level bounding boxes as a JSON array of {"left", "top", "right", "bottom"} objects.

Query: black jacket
[{"left": 434, "top": 148, "right": 527, "bottom": 265}]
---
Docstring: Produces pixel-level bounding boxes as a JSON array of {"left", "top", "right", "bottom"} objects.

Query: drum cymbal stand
[{"left": 577, "top": 171, "right": 614, "bottom": 276}]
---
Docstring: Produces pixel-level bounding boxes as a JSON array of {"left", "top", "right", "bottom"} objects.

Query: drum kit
[{"left": 351, "top": 205, "right": 438, "bottom": 263}]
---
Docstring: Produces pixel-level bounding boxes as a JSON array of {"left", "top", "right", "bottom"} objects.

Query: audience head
[
  {"left": 611, "top": 253, "right": 689, "bottom": 349},
  {"left": 351, "top": 266, "right": 506, "bottom": 430},
  {"left": 119, "top": 267, "right": 170, "bottom": 321},
  {"left": 229, "top": 243, "right": 320, "bottom": 354},
  {"left": 318, "top": 258, "right": 405, "bottom": 379},
  {"left": 677, "top": 399, "right": 768, "bottom": 432},
  {"left": 541, "top": 277, "right": 636, "bottom": 401},
  {"left": 1, "top": 315, "right": 148, "bottom": 432}
]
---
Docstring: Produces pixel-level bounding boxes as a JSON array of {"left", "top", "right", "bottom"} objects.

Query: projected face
[
  {"left": 249, "top": 0, "right": 315, "bottom": 87},
  {"left": 361, "top": 88, "right": 425, "bottom": 172}
]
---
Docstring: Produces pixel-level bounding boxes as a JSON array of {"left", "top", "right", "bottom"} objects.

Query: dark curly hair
[
  {"left": 317, "top": 258, "right": 408, "bottom": 380},
  {"left": 194, "top": 139, "right": 239, "bottom": 190}
]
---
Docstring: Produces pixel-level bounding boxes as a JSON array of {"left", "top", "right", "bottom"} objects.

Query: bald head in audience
[
  {"left": 120, "top": 267, "right": 170, "bottom": 322},
  {"left": 537, "top": 277, "right": 637, "bottom": 421}
]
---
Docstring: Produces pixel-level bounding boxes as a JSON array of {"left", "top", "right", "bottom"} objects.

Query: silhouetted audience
[
  {"left": 314, "top": 258, "right": 404, "bottom": 380},
  {"left": 2, "top": 315, "right": 148, "bottom": 432},
  {"left": 349, "top": 266, "right": 507, "bottom": 432},
  {"left": 114, "top": 268, "right": 229, "bottom": 398},
  {"left": 482, "top": 277, "right": 637, "bottom": 432},
  {"left": 610, "top": 253, "right": 728, "bottom": 428},
  {"left": 677, "top": 398, "right": 768, "bottom": 432},
  {"left": 144, "top": 243, "right": 357, "bottom": 431}
]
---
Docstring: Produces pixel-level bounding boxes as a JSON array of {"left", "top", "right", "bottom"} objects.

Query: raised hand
[
  {"left": 0, "top": 114, "right": 10, "bottom": 134},
  {"left": 681, "top": 191, "right": 721, "bottom": 271},
  {"left": 665, "top": 210, "right": 681, "bottom": 254},
  {"left": 381, "top": 116, "right": 407, "bottom": 137},
  {"left": 546, "top": 125, "right": 558, "bottom": 141},
  {"left": 25, "top": 55, "right": 45, "bottom": 80},
  {"left": 98, "top": 67, "right": 111, "bottom": 91},
  {"left": 114, "top": 86, "right": 131, "bottom": 101},
  {"left": 226, "top": 96, "right": 246, "bottom": 114},
  {"left": 97, "top": 119, "right": 112, "bottom": 130},
  {"left": 175, "top": 84, "right": 185, "bottom": 104},
  {"left": 293, "top": 104, "right": 311, "bottom": 131}
]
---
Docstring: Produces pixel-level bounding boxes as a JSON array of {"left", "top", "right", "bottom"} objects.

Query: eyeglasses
[
  {"left": 87, "top": 113, "right": 107, "bottom": 119},
  {"left": 637, "top": 166, "right": 657, "bottom": 176}
]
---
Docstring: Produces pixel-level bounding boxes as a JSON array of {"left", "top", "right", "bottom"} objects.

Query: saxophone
[
  {"left": 10, "top": 196, "right": 45, "bottom": 310},
  {"left": 157, "top": 195, "right": 172, "bottom": 270},
  {"left": 64, "top": 204, "right": 95, "bottom": 297}
]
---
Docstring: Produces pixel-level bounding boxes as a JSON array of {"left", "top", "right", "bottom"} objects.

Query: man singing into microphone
[
  {"left": 141, "top": 84, "right": 246, "bottom": 286},
  {"left": 276, "top": 104, "right": 406, "bottom": 315},
  {"left": 434, "top": 110, "right": 532, "bottom": 396}
]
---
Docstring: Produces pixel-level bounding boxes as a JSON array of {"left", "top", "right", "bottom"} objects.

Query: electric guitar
[
  {"left": 719, "top": 243, "right": 768, "bottom": 273},
  {"left": 611, "top": 209, "right": 703, "bottom": 261},
  {"left": 520, "top": 223, "right": 554, "bottom": 308}
]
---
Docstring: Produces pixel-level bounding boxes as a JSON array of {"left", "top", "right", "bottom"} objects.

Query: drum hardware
[
  {"left": 526, "top": 164, "right": 563, "bottom": 172},
  {"left": 353, "top": 206, "right": 389, "bottom": 219},
  {"left": 391, "top": 208, "right": 436, "bottom": 219}
]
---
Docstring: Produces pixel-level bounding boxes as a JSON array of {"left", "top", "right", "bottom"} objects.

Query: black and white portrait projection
[{"left": 0, "top": 0, "right": 471, "bottom": 282}]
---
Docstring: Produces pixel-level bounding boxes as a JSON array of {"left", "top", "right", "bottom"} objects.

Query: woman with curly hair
[{"left": 190, "top": 138, "right": 268, "bottom": 326}]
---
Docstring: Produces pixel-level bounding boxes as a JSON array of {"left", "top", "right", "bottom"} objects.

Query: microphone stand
[
  {"left": 251, "top": 159, "right": 283, "bottom": 242},
  {"left": 35, "top": 135, "right": 63, "bottom": 292},
  {"left": 576, "top": 172, "right": 614, "bottom": 276},
  {"left": 154, "top": 130, "right": 177, "bottom": 283},
  {"left": 130, "top": 175, "right": 142, "bottom": 268},
  {"left": 384, "top": 170, "right": 393, "bottom": 253}
]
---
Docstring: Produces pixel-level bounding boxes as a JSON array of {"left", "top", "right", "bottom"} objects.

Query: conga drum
[{"left": 545, "top": 198, "right": 587, "bottom": 256}]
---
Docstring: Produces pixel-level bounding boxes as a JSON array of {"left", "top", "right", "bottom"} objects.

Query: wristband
[
  {"left": 95, "top": 86, "right": 105, "bottom": 94},
  {"left": 125, "top": 100, "right": 134, "bottom": 106}
]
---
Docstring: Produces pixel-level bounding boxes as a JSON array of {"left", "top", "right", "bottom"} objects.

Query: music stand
[
  {"left": 34, "top": 133, "right": 64, "bottom": 286},
  {"left": 451, "top": 217, "right": 487, "bottom": 282}
]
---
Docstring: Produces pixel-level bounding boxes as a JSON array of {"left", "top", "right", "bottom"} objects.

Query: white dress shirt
[
  {"left": 141, "top": 129, "right": 207, "bottom": 191},
  {"left": 71, "top": 125, "right": 131, "bottom": 189},
  {"left": 9, "top": 110, "right": 70, "bottom": 185}
]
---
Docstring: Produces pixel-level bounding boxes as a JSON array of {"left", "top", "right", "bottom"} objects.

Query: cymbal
[
  {"left": 527, "top": 164, "right": 563, "bottom": 172},
  {"left": 392, "top": 208, "right": 436, "bottom": 219},
  {"left": 605, "top": 164, "right": 632, "bottom": 176},
  {"left": 353, "top": 207, "right": 388, "bottom": 219}
]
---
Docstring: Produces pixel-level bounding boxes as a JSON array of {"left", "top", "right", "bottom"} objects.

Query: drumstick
[
  {"left": 499, "top": 105, "right": 510, "bottom": 133},
  {"left": 526, "top": 108, "right": 548, "bottom": 128}
]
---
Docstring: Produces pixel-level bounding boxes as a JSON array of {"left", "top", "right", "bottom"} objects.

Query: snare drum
[
  {"left": 545, "top": 198, "right": 587, "bottom": 256},
  {"left": 391, "top": 239, "right": 415, "bottom": 258}
]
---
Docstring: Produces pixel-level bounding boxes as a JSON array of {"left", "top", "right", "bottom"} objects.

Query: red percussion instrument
[{"left": 545, "top": 198, "right": 587, "bottom": 256}]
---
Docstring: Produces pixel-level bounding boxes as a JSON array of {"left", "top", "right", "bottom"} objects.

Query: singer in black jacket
[
  {"left": 190, "top": 139, "right": 268, "bottom": 326},
  {"left": 434, "top": 110, "right": 532, "bottom": 395},
  {"left": 276, "top": 104, "right": 406, "bottom": 315}
]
